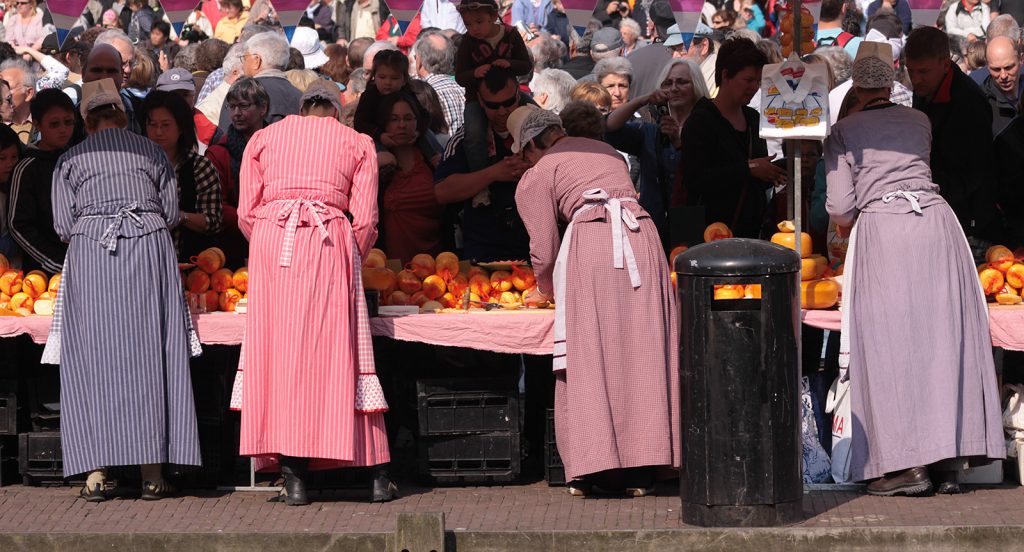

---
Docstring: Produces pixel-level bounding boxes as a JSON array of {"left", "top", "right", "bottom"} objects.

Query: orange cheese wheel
[
  {"left": 801, "top": 279, "right": 839, "bottom": 309},
  {"left": 771, "top": 231, "right": 813, "bottom": 258}
]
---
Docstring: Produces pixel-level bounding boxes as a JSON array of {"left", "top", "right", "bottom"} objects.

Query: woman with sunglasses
[
  {"left": 606, "top": 58, "right": 709, "bottom": 248},
  {"left": 512, "top": 106, "right": 680, "bottom": 497},
  {"left": 7, "top": 0, "right": 46, "bottom": 51}
]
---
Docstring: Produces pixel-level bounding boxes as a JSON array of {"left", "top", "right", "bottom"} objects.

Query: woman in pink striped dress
[
  {"left": 511, "top": 106, "right": 681, "bottom": 496},
  {"left": 237, "top": 80, "right": 395, "bottom": 505}
]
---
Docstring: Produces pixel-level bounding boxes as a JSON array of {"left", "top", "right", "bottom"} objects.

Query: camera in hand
[{"left": 179, "top": 24, "right": 209, "bottom": 42}]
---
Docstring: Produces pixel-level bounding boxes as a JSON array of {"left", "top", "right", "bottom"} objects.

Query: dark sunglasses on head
[
  {"left": 482, "top": 93, "right": 519, "bottom": 109},
  {"left": 458, "top": 2, "right": 495, "bottom": 11}
]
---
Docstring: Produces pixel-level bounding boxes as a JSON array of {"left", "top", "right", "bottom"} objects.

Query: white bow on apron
[
  {"left": 230, "top": 198, "right": 387, "bottom": 413},
  {"left": 41, "top": 204, "right": 203, "bottom": 365},
  {"left": 838, "top": 190, "right": 978, "bottom": 372},
  {"left": 551, "top": 189, "right": 642, "bottom": 372}
]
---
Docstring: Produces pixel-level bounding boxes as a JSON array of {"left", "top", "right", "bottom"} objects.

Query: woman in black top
[
  {"left": 678, "top": 38, "right": 786, "bottom": 239},
  {"left": 142, "top": 90, "right": 223, "bottom": 261}
]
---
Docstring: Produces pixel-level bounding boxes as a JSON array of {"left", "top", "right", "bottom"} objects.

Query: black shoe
[
  {"left": 280, "top": 456, "right": 310, "bottom": 506},
  {"left": 140, "top": 480, "right": 176, "bottom": 501},
  {"left": 933, "top": 470, "right": 962, "bottom": 495},
  {"left": 79, "top": 482, "right": 106, "bottom": 503},
  {"left": 371, "top": 474, "right": 398, "bottom": 503}
]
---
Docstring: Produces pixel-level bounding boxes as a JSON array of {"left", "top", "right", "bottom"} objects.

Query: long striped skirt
[{"left": 57, "top": 229, "right": 202, "bottom": 476}]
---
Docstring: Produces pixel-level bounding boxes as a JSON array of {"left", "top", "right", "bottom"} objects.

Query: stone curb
[{"left": 1, "top": 525, "right": 1024, "bottom": 552}]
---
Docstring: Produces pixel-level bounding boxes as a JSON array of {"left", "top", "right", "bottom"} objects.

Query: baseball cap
[
  {"left": 80, "top": 78, "right": 124, "bottom": 118},
  {"left": 663, "top": 23, "right": 684, "bottom": 47},
  {"left": 591, "top": 27, "right": 624, "bottom": 54},
  {"left": 290, "top": 26, "right": 329, "bottom": 70},
  {"left": 300, "top": 78, "right": 343, "bottom": 115},
  {"left": 155, "top": 68, "right": 196, "bottom": 93},
  {"left": 693, "top": 22, "right": 724, "bottom": 42}
]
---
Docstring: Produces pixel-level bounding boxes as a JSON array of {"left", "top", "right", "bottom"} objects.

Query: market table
[
  {"left": 0, "top": 310, "right": 557, "bottom": 355},
  {"left": 801, "top": 304, "right": 1024, "bottom": 352}
]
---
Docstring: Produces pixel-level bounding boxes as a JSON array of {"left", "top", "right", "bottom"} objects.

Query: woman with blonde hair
[{"left": 570, "top": 81, "right": 613, "bottom": 113}]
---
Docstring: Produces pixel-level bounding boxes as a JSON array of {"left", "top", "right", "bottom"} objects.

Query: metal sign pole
[{"left": 791, "top": 0, "right": 804, "bottom": 383}]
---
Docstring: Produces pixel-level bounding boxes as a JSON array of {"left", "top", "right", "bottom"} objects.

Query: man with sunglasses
[{"left": 435, "top": 68, "right": 533, "bottom": 262}]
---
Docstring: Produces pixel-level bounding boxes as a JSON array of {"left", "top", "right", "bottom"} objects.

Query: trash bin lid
[{"left": 675, "top": 238, "right": 801, "bottom": 276}]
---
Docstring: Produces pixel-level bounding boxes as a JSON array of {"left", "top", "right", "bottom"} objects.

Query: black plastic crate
[
  {"left": 18, "top": 432, "right": 63, "bottom": 486},
  {"left": 544, "top": 408, "right": 565, "bottom": 486},
  {"left": 416, "top": 378, "right": 519, "bottom": 436},
  {"left": 0, "top": 393, "right": 16, "bottom": 435},
  {"left": 419, "top": 431, "right": 520, "bottom": 484}
]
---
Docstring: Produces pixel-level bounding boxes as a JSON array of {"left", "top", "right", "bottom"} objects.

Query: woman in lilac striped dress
[
  {"left": 512, "top": 106, "right": 680, "bottom": 496},
  {"left": 42, "top": 79, "right": 202, "bottom": 502}
]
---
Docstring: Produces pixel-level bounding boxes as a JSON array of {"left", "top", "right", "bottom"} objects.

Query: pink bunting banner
[
  {"left": 382, "top": 0, "right": 424, "bottom": 33},
  {"left": 158, "top": 0, "right": 203, "bottom": 34},
  {"left": 270, "top": 0, "right": 312, "bottom": 40},
  {"left": 47, "top": 0, "right": 89, "bottom": 48},
  {"left": 908, "top": 0, "right": 942, "bottom": 26},
  {"left": 561, "top": 0, "right": 598, "bottom": 30},
  {"left": 666, "top": 0, "right": 703, "bottom": 33}
]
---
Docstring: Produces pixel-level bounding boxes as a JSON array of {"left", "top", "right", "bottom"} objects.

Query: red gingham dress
[
  {"left": 515, "top": 137, "right": 681, "bottom": 481},
  {"left": 235, "top": 115, "right": 390, "bottom": 471}
]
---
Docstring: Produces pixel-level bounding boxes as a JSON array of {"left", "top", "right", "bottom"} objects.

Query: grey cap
[
  {"left": 591, "top": 27, "right": 624, "bottom": 53},
  {"left": 155, "top": 68, "right": 196, "bottom": 93},
  {"left": 300, "top": 78, "right": 343, "bottom": 116}
]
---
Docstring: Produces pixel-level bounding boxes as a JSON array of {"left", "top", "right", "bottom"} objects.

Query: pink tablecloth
[
  {"left": 0, "top": 310, "right": 556, "bottom": 355},
  {"left": 801, "top": 305, "right": 1024, "bottom": 351}
]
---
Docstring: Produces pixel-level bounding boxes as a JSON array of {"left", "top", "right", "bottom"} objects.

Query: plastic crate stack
[{"left": 416, "top": 378, "right": 521, "bottom": 484}]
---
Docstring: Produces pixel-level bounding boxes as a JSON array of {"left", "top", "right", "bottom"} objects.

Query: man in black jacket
[
  {"left": 905, "top": 26, "right": 999, "bottom": 256},
  {"left": 981, "top": 36, "right": 1023, "bottom": 138}
]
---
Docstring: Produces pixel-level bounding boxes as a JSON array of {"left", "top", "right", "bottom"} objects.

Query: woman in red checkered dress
[{"left": 513, "top": 107, "right": 681, "bottom": 496}]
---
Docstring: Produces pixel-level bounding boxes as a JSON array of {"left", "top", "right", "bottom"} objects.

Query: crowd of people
[{"left": 0, "top": 0, "right": 1016, "bottom": 505}]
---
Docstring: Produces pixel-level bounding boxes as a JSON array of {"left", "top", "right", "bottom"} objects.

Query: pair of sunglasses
[{"left": 482, "top": 92, "right": 519, "bottom": 109}]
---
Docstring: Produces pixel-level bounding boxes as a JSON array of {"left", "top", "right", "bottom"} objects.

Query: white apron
[{"left": 551, "top": 189, "right": 642, "bottom": 371}]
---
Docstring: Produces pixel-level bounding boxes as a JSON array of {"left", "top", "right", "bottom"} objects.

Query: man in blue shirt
[
  {"left": 435, "top": 68, "right": 533, "bottom": 262},
  {"left": 815, "top": 0, "right": 864, "bottom": 59}
]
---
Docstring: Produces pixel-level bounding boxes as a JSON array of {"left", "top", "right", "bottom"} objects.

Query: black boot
[
  {"left": 371, "top": 465, "right": 398, "bottom": 503},
  {"left": 279, "top": 456, "right": 310, "bottom": 506}
]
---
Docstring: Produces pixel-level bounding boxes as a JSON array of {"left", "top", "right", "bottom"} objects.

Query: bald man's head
[
  {"left": 987, "top": 35, "right": 1022, "bottom": 97},
  {"left": 84, "top": 44, "right": 124, "bottom": 89}
]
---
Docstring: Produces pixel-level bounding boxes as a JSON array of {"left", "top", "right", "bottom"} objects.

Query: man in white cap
[
  {"left": 290, "top": 26, "right": 329, "bottom": 71},
  {"left": 684, "top": 22, "right": 722, "bottom": 97}
]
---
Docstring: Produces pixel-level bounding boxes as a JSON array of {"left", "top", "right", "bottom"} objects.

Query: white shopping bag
[
  {"left": 760, "top": 55, "right": 830, "bottom": 140},
  {"left": 826, "top": 372, "right": 852, "bottom": 483},
  {"left": 1003, "top": 384, "right": 1024, "bottom": 441}
]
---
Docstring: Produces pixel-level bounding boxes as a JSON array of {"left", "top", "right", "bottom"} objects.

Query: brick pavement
[{"left": 0, "top": 481, "right": 1022, "bottom": 534}]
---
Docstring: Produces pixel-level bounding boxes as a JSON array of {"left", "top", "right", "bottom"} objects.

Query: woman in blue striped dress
[{"left": 41, "top": 79, "right": 203, "bottom": 502}]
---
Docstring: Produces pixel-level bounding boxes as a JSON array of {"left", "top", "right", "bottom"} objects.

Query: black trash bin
[{"left": 675, "top": 238, "right": 802, "bottom": 527}]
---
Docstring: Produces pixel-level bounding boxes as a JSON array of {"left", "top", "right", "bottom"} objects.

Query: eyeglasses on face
[{"left": 661, "top": 78, "right": 692, "bottom": 88}]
